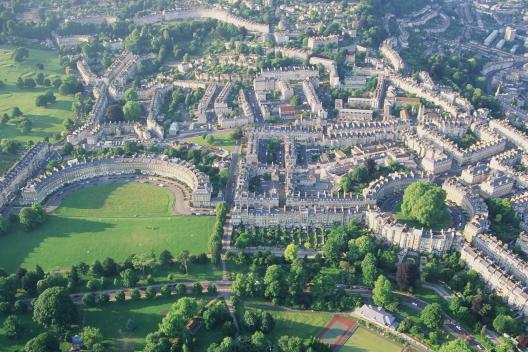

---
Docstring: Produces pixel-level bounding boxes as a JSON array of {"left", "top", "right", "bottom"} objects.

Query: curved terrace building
[{"left": 21, "top": 155, "right": 212, "bottom": 207}]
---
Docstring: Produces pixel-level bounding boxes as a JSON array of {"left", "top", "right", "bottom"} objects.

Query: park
[{"left": 0, "top": 182, "right": 215, "bottom": 271}]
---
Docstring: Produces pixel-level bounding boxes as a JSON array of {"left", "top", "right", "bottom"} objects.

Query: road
[
  {"left": 346, "top": 286, "right": 485, "bottom": 351},
  {"left": 18, "top": 273, "right": 486, "bottom": 351}
]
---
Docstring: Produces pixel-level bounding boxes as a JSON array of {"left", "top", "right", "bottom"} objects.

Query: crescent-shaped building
[{"left": 21, "top": 155, "right": 212, "bottom": 207}]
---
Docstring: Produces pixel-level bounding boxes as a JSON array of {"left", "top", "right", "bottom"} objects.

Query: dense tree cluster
[
  {"left": 401, "top": 181, "right": 449, "bottom": 228},
  {"left": 485, "top": 198, "right": 521, "bottom": 242},
  {"left": 19, "top": 204, "right": 47, "bottom": 230},
  {"left": 426, "top": 54, "right": 502, "bottom": 116},
  {"left": 35, "top": 90, "right": 56, "bottom": 107},
  {"left": 209, "top": 202, "right": 227, "bottom": 266}
]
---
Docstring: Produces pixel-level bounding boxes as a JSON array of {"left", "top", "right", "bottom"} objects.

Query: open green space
[
  {"left": 184, "top": 131, "right": 236, "bottom": 152},
  {"left": 0, "top": 45, "right": 75, "bottom": 143},
  {"left": 341, "top": 327, "right": 403, "bottom": 352},
  {"left": 55, "top": 183, "right": 175, "bottom": 218},
  {"left": 246, "top": 303, "right": 405, "bottom": 352},
  {"left": 82, "top": 298, "right": 178, "bottom": 351},
  {"left": 0, "top": 183, "right": 215, "bottom": 271},
  {"left": 247, "top": 303, "right": 333, "bottom": 341}
]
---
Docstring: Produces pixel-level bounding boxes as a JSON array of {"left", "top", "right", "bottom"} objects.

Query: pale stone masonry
[
  {"left": 307, "top": 34, "right": 339, "bottom": 50},
  {"left": 380, "top": 37, "right": 405, "bottom": 72},
  {"left": 472, "top": 233, "right": 528, "bottom": 286},
  {"left": 460, "top": 244, "right": 528, "bottom": 316},
  {"left": 489, "top": 119, "right": 528, "bottom": 152},
  {"left": 366, "top": 209, "right": 460, "bottom": 254},
  {"left": 21, "top": 155, "right": 212, "bottom": 207},
  {"left": 196, "top": 84, "right": 219, "bottom": 124},
  {"left": 0, "top": 142, "right": 50, "bottom": 211}
]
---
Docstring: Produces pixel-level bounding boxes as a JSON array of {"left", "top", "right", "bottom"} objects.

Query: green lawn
[
  {"left": 184, "top": 131, "right": 236, "bottom": 152},
  {"left": 55, "top": 183, "right": 175, "bottom": 218},
  {"left": 246, "top": 303, "right": 405, "bottom": 352},
  {"left": 341, "top": 327, "right": 403, "bottom": 352},
  {"left": 82, "top": 298, "right": 181, "bottom": 351},
  {"left": 0, "top": 183, "right": 215, "bottom": 271},
  {"left": 0, "top": 45, "right": 74, "bottom": 143},
  {"left": 247, "top": 303, "right": 333, "bottom": 342}
]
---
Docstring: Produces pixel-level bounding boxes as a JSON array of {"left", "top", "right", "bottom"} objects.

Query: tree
[
  {"left": 160, "top": 285, "right": 172, "bottom": 298},
  {"left": 159, "top": 250, "right": 173, "bottom": 266},
  {"left": 438, "top": 339, "right": 472, "bottom": 352},
  {"left": 401, "top": 181, "right": 449, "bottom": 228},
  {"left": 361, "top": 253, "right": 378, "bottom": 287},
  {"left": 120, "top": 269, "right": 138, "bottom": 288},
  {"left": 420, "top": 303, "right": 443, "bottom": 330},
  {"left": 284, "top": 243, "right": 298, "bottom": 262},
  {"left": 115, "top": 290, "right": 125, "bottom": 302},
  {"left": 123, "top": 100, "right": 144, "bottom": 121},
  {"left": 105, "top": 104, "right": 124, "bottom": 122},
  {"left": 263, "top": 265, "right": 287, "bottom": 304},
  {"left": 192, "top": 282, "right": 203, "bottom": 296},
  {"left": 145, "top": 286, "right": 156, "bottom": 299},
  {"left": 35, "top": 91, "right": 56, "bottom": 107},
  {"left": 33, "top": 287, "right": 77, "bottom": 328},
  {"left": 372, "top": 275, "right": 395, "bottom": 310},
  {"left": 59, "top": 76, "right": 82, "bottom": 95},
  {"left": 11, "top": 107, "right": 23, "bottom": 119},
  {"left": 102, "top": 257, "right": 118, "bottom": 277},
  {"left": 159, "top": 297, "right": 199, "bottom": 337},
  {"left": 19, "top": 204, "right": 47, "bottom": 230},
  {"left": 24, "top": 332, "right": 60, "bottom": 352},
  {"left": 17, "top": 118, "right": 32, "bottom": 134},
  {"left": 13, "top": 47, "right": 29, "bottom": 62},
  {"left": 178, "top": 250, "right": 190, "bottom": 274},
  {"left": 82, "top": 293, "right": 96, "bottom": 307},
  {"left": 493, "top": 314, "right": 520, "bottom": 336},
  {"left": 290, "top": 95, "right": 301, "bottom": 106},
  {"left": 124, "top": 88, "right": 139, "bottom": 102},
  {"left": 396, "top": 261, "right": 418, "bottom": 291},
  {"left": 63, "top": 142, "right": 73, "bottom": 155},
  {"left": 3, "top": 315, "right": 22, "bottom": 338},
  {"left": 130, "top": 289, "right": 141, "bottom": 301},
  {"left": 231, "top": 128, "right": 243, "bottom": 141},
  {"left": 81, "top": 326, "right": 103, "bottom": 350},
  {"left": 203, "top": 300, "right": 230, "bottom": 330}
]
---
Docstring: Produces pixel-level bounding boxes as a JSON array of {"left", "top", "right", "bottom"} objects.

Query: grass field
[
  {"left": 247, "top": 303, "right": 405, "bottom": 352},
  {"left": 0, "top": 183, "right": 215, "bottom": 271},
  {"left": 247, "top": 303, "right": 334, "bottom": 342},
  {"left": 184, "top": 131, "right": 236, "bottom": 152},
  {"left": 341, "top": 327, "right": 403, "bottom": 352},
  {"left": 0, "top": 45, "right": 74, "bottom": 143},
  {"left": 82, "top": 298, "right": 179, "bottom": 351}
]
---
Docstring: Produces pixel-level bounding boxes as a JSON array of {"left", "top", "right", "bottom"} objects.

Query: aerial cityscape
[{"left": 0, "top": 0, "right": 528, "bottom": 351}]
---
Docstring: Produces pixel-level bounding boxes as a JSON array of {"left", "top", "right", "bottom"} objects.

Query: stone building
[
  {"left": 0, "top": 142, "right": 50, "bottom": 211},
  {"left": 21, "top": 155, "right": 212, "bottom": 207}
]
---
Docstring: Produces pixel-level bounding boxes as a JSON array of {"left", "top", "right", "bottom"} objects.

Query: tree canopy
[
  {"left": 33, "top": 287, "right": 77, "bottom": 328},
  {"left": 401, "top": 181, "right": 449, "bottom": 228}
]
